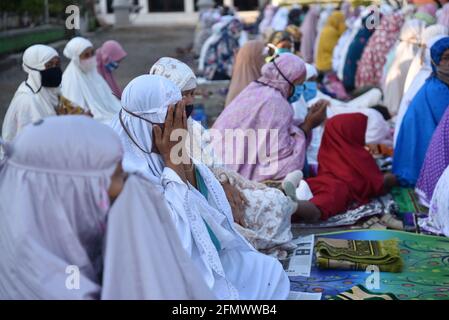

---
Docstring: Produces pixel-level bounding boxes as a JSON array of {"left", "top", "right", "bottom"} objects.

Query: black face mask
[
  {"left": 40, "top": 67, "right": 63, "bottom": 88},
  {"left": 186, "top": 104, "right": 195, "bottom": 119}
]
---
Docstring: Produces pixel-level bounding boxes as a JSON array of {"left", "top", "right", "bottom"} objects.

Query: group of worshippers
[
  {"left": 1, "top": 0, "right": 449, "bottom": 300},
  {"left": 0, "top": 34, "right": 295, "bottom": 299},
  {"left": 196, "top": 1, "right": 449, "bottom": 233}
]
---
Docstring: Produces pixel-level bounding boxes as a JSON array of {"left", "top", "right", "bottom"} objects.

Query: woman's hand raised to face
[
  {"left": 300, "top": 99, "right": 329, "bottom": 137},
  {"left": 153, "top": 101, "right": 189, "bottom": 182}
]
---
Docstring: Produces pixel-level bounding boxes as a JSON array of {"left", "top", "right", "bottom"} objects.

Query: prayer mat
[
  {"left": 392, "top": 187, "right": 426, "bottom": 214},
  {"left": 330, "top": 285, "right": 399, "bottom": 300},
  {"left": 289, "top": 230, "right": 449, "bottom": 300},
  {"left": 294, "top": 195, "right": 395, "bottom": 229},
  {"left": 315, "top": 238, "right": 403, "bottom": 273}
]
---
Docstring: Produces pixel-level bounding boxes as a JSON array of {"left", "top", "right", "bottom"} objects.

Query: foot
[
  {"left": 296, "top": 180, "right": 314, "bottom": 201},
  {"left": 282, "top": 170, "right": 303, "bottom": 201}
]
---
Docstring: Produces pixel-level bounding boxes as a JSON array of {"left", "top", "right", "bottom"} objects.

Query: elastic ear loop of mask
[
  {"left": 23, "top": 63, "right": 43, "bottom": 94},
  {"left": 272, "top": 58, "right": 295, "bottom": 98},
  {"left": 119, "top": 108, "right": 155, "bottom": 156}
]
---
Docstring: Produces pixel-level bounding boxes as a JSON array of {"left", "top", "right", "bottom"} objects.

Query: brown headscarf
[{"left": 225, "top": 40, "right": 266, "bottom": 106}]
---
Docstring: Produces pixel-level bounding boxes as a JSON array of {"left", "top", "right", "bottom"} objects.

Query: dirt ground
[{"left": 0, "top": 26, "right": 200, "bottom": 130}]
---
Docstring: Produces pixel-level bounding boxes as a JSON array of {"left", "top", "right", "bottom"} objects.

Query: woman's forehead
[{"left": 81, "top": 47, "right": 94, "bottom": 55}]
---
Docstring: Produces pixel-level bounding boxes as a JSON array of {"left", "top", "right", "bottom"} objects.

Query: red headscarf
[{"left": 307, "top": 113, "right": 385, "bottom": 220}]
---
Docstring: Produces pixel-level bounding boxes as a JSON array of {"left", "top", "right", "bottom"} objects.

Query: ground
[{"left": 0, "top": 26, "right": 198, "bottom": 130}]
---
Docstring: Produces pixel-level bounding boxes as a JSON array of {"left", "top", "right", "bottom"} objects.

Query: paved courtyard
[{"left": 0, "top": 26, "right": 198, "bottom": 129}]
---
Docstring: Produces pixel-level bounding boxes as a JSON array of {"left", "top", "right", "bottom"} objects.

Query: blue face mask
[
  {"left": 288, "top": 85, "right": 303, "bottom": 104},
  {"left": 105, "top": 61, "right": 119, "bottom": 72},
  {"left": 302, "top": 81, "right": 318, "bottom": 102},
  {"left": 275, "top": 48, "right": 292, "bottom": 55}
]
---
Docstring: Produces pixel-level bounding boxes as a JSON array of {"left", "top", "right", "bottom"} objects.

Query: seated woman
[
  {"left": 383, "top": 19, "right": 425, "bottom": 116},
  {"left": 198, "top": 15, "right": 243, "bottom": 81},
  {"left": 150, "top": 57, "right": 317, "bottom": 258},
  {"left": 0, "top": 116, "right": 126, "bottom": 299},
  {"left": 212, "top": 53, "right": 327, "bottom": 183},
  {"left": 62, "top": 37, "right": 121, "bottom": 123},
  {"left": 96, "top": 40, "right": 127, "bottom": 99},
  {"left": 2, "top": 45, "right": 62, "bottom": 142},
  {"left": 265, "top": 30, "right": 295, "bottom": 61},
  {"left": 225, "top": 40, "right": 265, "bottom": 107},
  {"left": 315, "top": 11, "right": 346, "bottom": 73},
  {"left": 416, "top": 104, "right": 449, "bottom": 207},
  {"left": 395, "top": 27, "right": 448, "bottom": 146},
  {"left": 355, "top": 12, "right": 404, "bottom": 88},
  {"left": 102, "top": 171, "right": 214, "bottom": 300},
  {"left": 419, "top": 164, "right": 449, "bottom": 237},
  {"left": 393, "top": 36, "right": 449, "bottom": 186},
  {"left": 297, "top": 114, "right": 397, "bottom": 222},
  {"left": 110, "top": 75, "right": 290, "bottom": 300}
]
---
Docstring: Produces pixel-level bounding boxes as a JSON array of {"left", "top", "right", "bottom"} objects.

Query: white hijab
[
  {"left": 150, "top": 57, "right": 197, "bottom": 91},
  {"left": 101, "top": 174, "right": 215, "bottom": 300},
  {"left": 383, "top": 19, "right": 425, "bottom": 116},
  {"left": 110, "top": 75, "right": 272, "bottom": 300},
  {"left": 2, "top": 45, "right": 59, "bottom": 142},
  {"left": 0, "top": 116, "right": 122, "bottom": 299},
  {"left": 149, "top": 57, "right": 220, "bottom": 167},
  {"left": 404, "top": 24, "right": 449, "bottom": 93},
  {"left": 110, "top": 75, "right": 182, "bottom": 180},
  {"left": 61, "top": 37, "right": 121, "bottom": 123},
  {"left": 395, "top": 31, "right": 449, "bottom": 146}
]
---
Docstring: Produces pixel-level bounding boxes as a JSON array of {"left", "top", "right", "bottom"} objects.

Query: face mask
[
  {"left": 186, "top": 104, "right": 194, "bottom": 118},
  {"left": 40, "top": 66, "right": 63, "bottom": 88},
  {"left": 302, "top": 81, "right": 318, "bottom": 102},
  {"left": 276, "top": 47, "right": 292, "bottom": 55},
  {"left": 106, "top": 61, "right": 119, "bottom": 72},
  {"left": 288, "top": 85, "right": 303, "bottom": 104},
  {"left": 79, "top": 56, "right": 97, "bottom": 73}
]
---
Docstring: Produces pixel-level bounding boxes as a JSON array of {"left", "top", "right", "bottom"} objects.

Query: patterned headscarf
[{"left": 149, "top": 57, "right": 197, "bottom": 91}]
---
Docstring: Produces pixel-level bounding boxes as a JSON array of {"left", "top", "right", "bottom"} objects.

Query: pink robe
[
  {"left": 96, "top": 40, "right": 127, "bottom": 99},
  {"left": 212, "top": 53, "right": 309, "bottom": 182}
]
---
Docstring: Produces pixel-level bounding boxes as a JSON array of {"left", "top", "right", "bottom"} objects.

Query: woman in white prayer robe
[
  {"left": 394, "top": 29, "right": 449, "bottom": 146},
  {"left": 61, "top": 37, "right": 121, "bottom": 123},
  {"left": 110, "top": 75, "right": 290, "bottom": 300},
  {"left": 150, "top": 57, "right": 299, "bottom": 259},
  {"left": 383, "top": 19, "right": 425, "bottom": 116},
  {"left": 2, "top": 45, "right": 61, "bottom": 142},
  {"left": 101, "top": 174, "right": 215, "bottom": 300},
  {"left": 0, "top": 116, "right": 125, "bottom": 299}
]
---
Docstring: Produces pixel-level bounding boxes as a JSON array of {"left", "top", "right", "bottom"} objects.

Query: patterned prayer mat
[
  {"left": 330, "top": 285, "right": 399, "bottom": 300},
  {"left": 293, "top": 195, "right": 395, "bottom": 229},
  {"left": 289, "top": 230, "right": 449, "bottom": 300}
]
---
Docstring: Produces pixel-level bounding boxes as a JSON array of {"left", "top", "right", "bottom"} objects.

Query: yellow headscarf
[{"left": 316, "top": 11, "right": 346, "bottom": 72}]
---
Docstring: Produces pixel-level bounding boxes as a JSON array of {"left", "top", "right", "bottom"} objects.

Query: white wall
[{"left": 96, "top": 0, "right": 258, "bottom": 27}]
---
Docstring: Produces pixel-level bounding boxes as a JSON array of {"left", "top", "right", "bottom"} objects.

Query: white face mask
[{"left": 79, "top": 56, "right": 97, "bottom": 73}]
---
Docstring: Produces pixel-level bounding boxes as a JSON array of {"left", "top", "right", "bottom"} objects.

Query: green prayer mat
[
  {"left": 392, "top": 187, "right": 426, "bottom": 214},
  {"left": 315, "top": 238, "right": 403, "bottom": 273},
  {"left": 290, "top": 230, "right": 449, "bottom": 300},
  {"left": 330, "top": 285, "right": 399, "bottom": 300}
]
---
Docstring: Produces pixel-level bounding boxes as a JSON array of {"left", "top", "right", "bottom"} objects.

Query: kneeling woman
[
  {"left": 110, "top": 75, "right": 290, "bottom": 300},
  {"left": 298, "top": 114, "right": 397, "bottom": 221}
]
